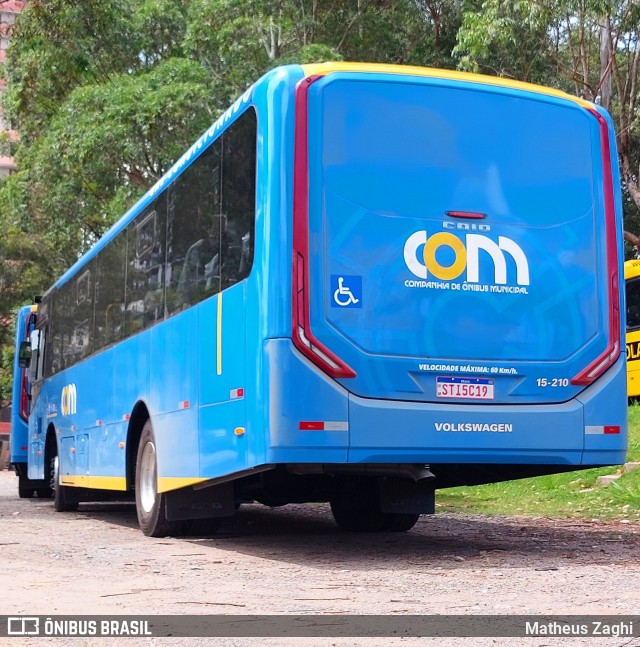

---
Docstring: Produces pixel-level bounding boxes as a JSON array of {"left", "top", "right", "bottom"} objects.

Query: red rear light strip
[
  {"left": 571, "top": 109, "right": 620, "bottom": 385},
  {"left": 292, "top": 75, "right": 356, "bottom": 378},
  {"left": 19, "top": 368, "right": 29, "bottom": 421},
  {"left": 19, "top": 314, "right": 32, "bottom": 421}
]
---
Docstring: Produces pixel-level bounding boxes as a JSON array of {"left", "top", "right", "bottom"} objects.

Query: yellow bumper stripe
[{"left": 60, "top": 475, "right": 127, "bottom": 491}]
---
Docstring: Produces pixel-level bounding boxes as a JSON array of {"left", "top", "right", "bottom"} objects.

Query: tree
[
  {"left": 184, "top": 0, "right": 463, "bottom": 101},
  {"left": 455, "top": 0, "right": 640, "bottom": 252}
]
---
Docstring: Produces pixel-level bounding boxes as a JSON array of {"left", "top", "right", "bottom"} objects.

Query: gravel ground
[{"left": 1, "top": 468, "right": 640, "bottom": 647}]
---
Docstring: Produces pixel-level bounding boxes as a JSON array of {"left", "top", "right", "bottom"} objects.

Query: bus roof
[{"left": 301, "top": 62, "right": 594, "bottom": 109}]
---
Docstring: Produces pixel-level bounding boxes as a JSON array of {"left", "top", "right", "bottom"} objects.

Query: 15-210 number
[{"left": 536, "top": 378, "right": 569, "bottom": 387}]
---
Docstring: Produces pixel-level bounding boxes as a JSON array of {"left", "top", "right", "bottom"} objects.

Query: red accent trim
[
  {"left": 571, "top": 109, "right": 621, "bottom": 386},
  {"left": 604, "top": 425, "right": 620, "bottom": 435},
  {"left": 19, "top": 367, "right": 29, "bottom": 421},
  {"left": 19, "top": 314, "right": 32, "bottom": 421},
  {"left": 292, "top": 75, "right": 356, "bottom": 379},
  {"left": 445, "top": 210, "right": 486, "bottom": 219},
  {"left": 299, "top": 421, "right": 324, "bottom": 430}
]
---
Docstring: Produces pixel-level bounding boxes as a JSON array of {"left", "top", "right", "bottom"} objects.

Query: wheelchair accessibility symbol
[{"left": 331, "top": 275, "right": 362, "bottom": 308}]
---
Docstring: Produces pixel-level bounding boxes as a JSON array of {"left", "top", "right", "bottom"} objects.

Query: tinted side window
[
  {"left": 125, "top": 199, "right": 166, "bottom": 336},
  {"left": 57, "top": 282, "right": 75, "bottom": 371},
  {"left": 165, "top": 107, "right": 257, "bottom": 315},
  {"left": 94, "top": 232, "right": 127, "bottom": 351},
  {"left": 627, "top": 279, "right": 640, "bottom": 331},
  {"left": 221, "top": 108, "right": 256, "bottom": 289},
  {"left": 167, "top": 140, "right": 223, "bottom": 315},
  {"left": 74, "top": 263, "right": 94, "bottom": 361},
  {"left": 38, "top": 300, "right": 53, "bottom": 379}
]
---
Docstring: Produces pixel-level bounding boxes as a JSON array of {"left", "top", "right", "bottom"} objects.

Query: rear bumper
[{"left": 265, "top": 340, "right": 627, "bottom": 467}]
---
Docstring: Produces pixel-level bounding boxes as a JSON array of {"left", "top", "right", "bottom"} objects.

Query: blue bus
[
  {"left": 10, "top": 305, "right": 50, "bottom": 498},
  {"left": 17, "top": 62, "right": 627, "bottom": 535}
]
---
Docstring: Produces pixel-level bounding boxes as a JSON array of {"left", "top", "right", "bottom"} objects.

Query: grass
[{"left": 436, "top": 404, "right": 640, "bottom": 522}]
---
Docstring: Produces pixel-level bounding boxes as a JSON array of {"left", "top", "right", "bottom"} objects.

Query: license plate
[{"left": 436, "top": 376, "right": 495, "bottom": 400}]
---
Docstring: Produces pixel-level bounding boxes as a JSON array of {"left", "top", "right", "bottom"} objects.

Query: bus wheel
[
  {"left": 135, "top": 421, "right": 178, "bottom": 537},
  {"left": 329, "top": 482, "right": 388, "bottom": 532},
  {"left": 52, "top": 456, "right": 79, "bottom": 512},
  {"left": 18, "top": 479, "right": 34, "bottom": 499},
  {"left": 383, "top": 513, "right": 420, "bottom": 532}
]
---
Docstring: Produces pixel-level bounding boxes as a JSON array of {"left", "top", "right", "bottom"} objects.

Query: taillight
[
  {"left": 292, "top": 75, "right": 356, "bottom": 379},
  {"left": 571, "top": 108, "right": 620, "bottom": 385},
  {"left": 19, "top": 368, "right": 29, "bottom": 421},
  {"left": 19, "top": 321, "right": 31, "bottom": 421}
]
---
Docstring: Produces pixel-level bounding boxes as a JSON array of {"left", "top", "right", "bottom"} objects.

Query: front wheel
[{"left": 135, "top": 421, "right": 178, "bottom": 537}]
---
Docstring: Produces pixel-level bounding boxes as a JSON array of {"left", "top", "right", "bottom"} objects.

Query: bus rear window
[{"left": 318, "top": 80, "right": 595, "bottom": 225}]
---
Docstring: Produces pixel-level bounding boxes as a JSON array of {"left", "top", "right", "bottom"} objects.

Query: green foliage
[
  {"left": 438, "top": 405, "right": 640, "bottom": 521},
  {"left": 184, "top": 0, "right": 463, "bottom": 101},
  {"left": 3, "top": 0, "right": 140, "bottom": 143},
  {"left": 0, "top": 330, "right": 15, "bottom": 405},
  {"left": 17, "top": 58, "right": 215, "bottom": 266},
  {"left": 454, "top": 0, "right": 557, "bottom": 84},
  {"left": 133, "top": 0, "right": 191, "bottom": 65}
]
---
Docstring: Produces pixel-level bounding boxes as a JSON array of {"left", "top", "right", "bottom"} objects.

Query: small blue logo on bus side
[{"left": 331, "top": 275, "right": 362, "bottom": 308}]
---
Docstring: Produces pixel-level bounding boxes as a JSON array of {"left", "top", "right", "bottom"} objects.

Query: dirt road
[{"left": 1, "top": 468, "right": 640, "bottom": 647}]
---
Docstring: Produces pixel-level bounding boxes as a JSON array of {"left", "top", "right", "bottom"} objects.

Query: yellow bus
[{"left": 625, "top": 260, "right": 640, "bottom": 397}]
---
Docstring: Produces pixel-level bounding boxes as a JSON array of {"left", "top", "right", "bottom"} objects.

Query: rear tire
[
  {"left": 330, "top": 480, "right": 421, "bottom": 533},
  {"left": 382, "top": 513, "right": 420, "bottom": 532},
  {"left": 135, "top": 420, "right": 179, "bottom": 537},
  {"left": 330, "top": 481, "right": 389, "bottom": 532},
  {"left": 18, "top": 473, "right": 52, "bottom": 499},
  {"left": 18, "top": 483, "right": 33, "bottom": 499}
]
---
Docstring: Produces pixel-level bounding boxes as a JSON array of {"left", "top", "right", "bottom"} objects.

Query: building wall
[{"left": 0, "top": 0, "right": 24, "bottom": 178}]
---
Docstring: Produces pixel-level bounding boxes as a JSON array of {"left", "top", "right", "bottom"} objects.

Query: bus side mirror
[{"left": 18, "top": 341, "right": 32, "bottom": 368}]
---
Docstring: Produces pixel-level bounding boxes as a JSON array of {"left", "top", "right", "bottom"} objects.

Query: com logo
[
  {"left": 61, "top": 383, "right": 78, "bottom": 416},
  {"left": 403, "top": 231, "right": 530, "bottom": 285}
]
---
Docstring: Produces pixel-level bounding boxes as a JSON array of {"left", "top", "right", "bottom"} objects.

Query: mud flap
[
  {"left": 378, "top": 478, "right": 435, "bottom": 514},
  {"left": 165, "top": 482, "right": 235, "bottom": 521}
]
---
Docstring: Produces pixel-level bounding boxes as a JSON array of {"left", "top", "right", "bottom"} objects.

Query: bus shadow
[
  {"left": 183, "top": 503, "right": 640, "bottom": 572},
  {"left": 65, "top": 500, "right": 640, "bottom": 572},
  {"left": 75, "top": 501, "right": 140, "bottom": 530}
]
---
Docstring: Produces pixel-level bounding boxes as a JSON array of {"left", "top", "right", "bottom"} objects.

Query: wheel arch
[
  {"left": 126, "top": 401, "right": 151, "bottom": 491},
  {"left": 44, "top": 423, "right": 57, "bottom": 464}
]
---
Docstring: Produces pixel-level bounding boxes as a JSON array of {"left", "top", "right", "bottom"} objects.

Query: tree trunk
[
  {"left": 624, "top": 230, "right": 640, "bottom": 252},
  {"left": 599, "top": 16, "right": 612, "bottom": 110}
]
